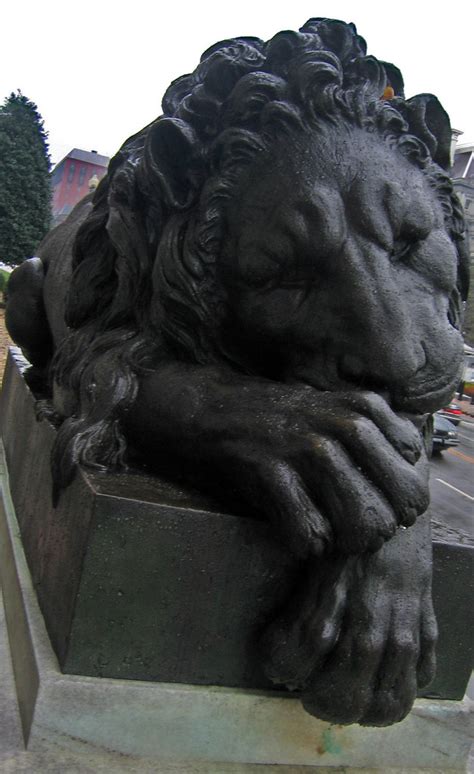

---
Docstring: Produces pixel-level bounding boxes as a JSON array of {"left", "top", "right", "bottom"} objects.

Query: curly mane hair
[{"left": 51, "top": 17, "right": 470, "bottom": 493}]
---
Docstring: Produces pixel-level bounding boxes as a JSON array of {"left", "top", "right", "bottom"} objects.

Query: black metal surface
[{"left": 3, "top": 17, "right": 470, "bottom": 727}]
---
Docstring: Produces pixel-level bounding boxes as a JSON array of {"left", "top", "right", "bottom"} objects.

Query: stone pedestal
[
  {"left": 0, "top": 349, "right": 472, "bottom": 698},
  {"left": 0, "top": 350, "right": 295, "bottom": 689},
  {"left": 0, "top": 348, "right": 473, "bottom": 768},
  {"left": 0, "top": 450, "right": 472, "bottom": 767}
]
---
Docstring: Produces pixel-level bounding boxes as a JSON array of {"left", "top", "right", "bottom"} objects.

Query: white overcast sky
[{"left": 1, "top": 1, "right": 472, "bottom": 166}]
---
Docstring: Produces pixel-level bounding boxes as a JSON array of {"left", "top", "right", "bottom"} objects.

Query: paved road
[{"left": 429, "top": 415, "right": 474, "bottom": 537}]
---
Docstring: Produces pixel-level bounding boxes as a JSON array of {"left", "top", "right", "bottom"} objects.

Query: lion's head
[
  {"left": 51, "top": 18, "right": 469, "bottom": 489},
  {"left": 216, "top": 124, "right": 465, "bottom": 415}
]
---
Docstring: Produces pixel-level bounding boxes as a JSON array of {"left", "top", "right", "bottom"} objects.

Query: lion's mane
[{"left": 51, "top": 18, "right": 469, "bottom": 493}]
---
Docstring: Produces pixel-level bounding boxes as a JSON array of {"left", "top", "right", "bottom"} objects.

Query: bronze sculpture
[{"left": 6, "top": 18, "right": 469, "bottom": 726}]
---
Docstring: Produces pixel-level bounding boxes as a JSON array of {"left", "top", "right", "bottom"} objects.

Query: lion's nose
[{"left": 387, "top": 338, "right": 428, "bottom": 384}]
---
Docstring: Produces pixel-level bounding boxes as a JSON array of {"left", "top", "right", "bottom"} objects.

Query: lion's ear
[
  {"left": 144, "top": 118, "right": 201, "bottom": 209},
  {"left": 404, "top": 94, "right": 452, "bottom": 171}
]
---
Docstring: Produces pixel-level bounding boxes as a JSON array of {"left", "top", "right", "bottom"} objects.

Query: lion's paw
[
  {"left": 301, "top": 588, "right": 437, "bottom": 725},
  {"left": 262, "top": 556, "right": 352, "bottom": 690},
  {"left": 263, "top": 519, "right": 437, "bottom": 726}
]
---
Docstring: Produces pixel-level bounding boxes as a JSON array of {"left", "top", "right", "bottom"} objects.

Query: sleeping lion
[{"left": 6, "top": 18, "right": 469, "bottom": 725}]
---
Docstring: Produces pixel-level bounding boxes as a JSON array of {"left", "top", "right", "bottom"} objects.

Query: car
[
  {"left": 436, "top": 403, "right": 463, "bottom": 426},
  {"left": 432, "top": 414, "right": 460, "bottom": 455}
]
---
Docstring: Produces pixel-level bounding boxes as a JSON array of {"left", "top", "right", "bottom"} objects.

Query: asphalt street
[{"left": 429, "top": 414, "right": 474, "bottom": 538}]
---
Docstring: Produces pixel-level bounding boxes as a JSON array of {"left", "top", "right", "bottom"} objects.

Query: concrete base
[{"left": 0, "top": 445, "right": 473, "bottom": 769}]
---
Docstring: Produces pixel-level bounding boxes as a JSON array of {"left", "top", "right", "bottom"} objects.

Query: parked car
[
  {"left": 432, "top": 414, "right": 459, "bottom": 454},
  {"left": 436, "top": 403, "right": 463, "bottom": 426}
]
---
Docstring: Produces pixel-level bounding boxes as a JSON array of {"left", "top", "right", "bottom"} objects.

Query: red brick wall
[{"left": 52, "top": 158, "right": 107, "bottom": 219}]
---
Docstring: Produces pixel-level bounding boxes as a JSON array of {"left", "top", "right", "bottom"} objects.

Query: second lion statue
[{"left": 6, "top": 18, "right": 469, "bottom": 726}]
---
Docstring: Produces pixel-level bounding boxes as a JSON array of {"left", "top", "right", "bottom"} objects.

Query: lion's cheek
[
  {"left": 401, "top": 230, "right": 458, "bottom": 293},
  {"left": 229, "top": 285, "right": 329, "bottom": 349}
]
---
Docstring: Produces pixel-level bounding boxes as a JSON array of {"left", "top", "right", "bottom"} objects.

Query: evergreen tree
[{"left": 0, "top": 90, "right": 51, "bottom": 266}]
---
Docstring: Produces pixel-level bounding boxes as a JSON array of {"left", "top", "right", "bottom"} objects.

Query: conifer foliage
[{"left": 0, "top": 91, "right": 51, "bottom": 265}]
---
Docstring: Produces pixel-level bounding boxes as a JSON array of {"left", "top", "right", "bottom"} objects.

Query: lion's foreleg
[{"left": 262, "top": 512, "right": 437, "bottom": 726}]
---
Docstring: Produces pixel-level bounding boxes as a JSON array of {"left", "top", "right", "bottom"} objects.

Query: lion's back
[
  {"left": 42, "top": 195, "right": 94, "bottom": 347},
  {"left": 5, "top": 195, "right": 94, "bottom": 364}
]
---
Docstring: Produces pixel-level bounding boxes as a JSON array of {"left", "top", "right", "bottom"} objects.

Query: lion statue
[{"left": 6, "top": 18, "right": 469, "bottom": 727}]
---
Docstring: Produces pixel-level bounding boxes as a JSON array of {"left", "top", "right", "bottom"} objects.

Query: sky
[{"left": 1, "top": 1, "right": 472, "bottom": 166}]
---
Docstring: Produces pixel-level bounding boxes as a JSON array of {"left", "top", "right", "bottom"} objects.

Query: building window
[
  {"left": 78, "top": 166, "right": 86, "bottom": 187},
  {"left": 67, "top": 162, "right": 76, "bottom": 183},
  {"left": 51, "top": 164, "right": 64, "bottom": 186}
]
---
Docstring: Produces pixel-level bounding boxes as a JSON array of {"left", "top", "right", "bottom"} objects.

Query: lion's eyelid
[{"left": 390, "top": 239, "right": 418, "bottom": 263}]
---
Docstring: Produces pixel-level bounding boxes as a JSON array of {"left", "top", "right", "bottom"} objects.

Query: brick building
[{"left": 51, "top": 148, "right": 109, "bottom": 225}]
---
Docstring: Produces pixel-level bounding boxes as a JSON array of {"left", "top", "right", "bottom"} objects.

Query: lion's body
[
  {"left": 5, "top": 18, "right": 469, "bottom": 726},
  {"left": 5, "top": 196, "right": 92, "bottom": 367},
  {"left": 42, "top": 196, "right": 93, "bottom": 349}
]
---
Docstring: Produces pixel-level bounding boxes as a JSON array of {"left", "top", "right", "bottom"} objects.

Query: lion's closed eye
[
  {"left": 390, "top": 237, "right": 423, "bottom": 264},
  {"left": 390, "top": 219, "right": 432, "bottom": 264}
]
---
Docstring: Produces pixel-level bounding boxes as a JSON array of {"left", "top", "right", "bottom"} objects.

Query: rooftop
[{"left": 54, "top": 148, "right": 110, "bottom": 169}]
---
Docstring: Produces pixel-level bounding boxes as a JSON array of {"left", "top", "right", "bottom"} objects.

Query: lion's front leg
[
  {"left": 127, "top": 362, "right": 436, "bottom": 725},
  {"left": 263, "top": 511, "right": 437, "bottom": 726},
  {"left": 126, "top": 363, "right": 429, "bottom": 559}
]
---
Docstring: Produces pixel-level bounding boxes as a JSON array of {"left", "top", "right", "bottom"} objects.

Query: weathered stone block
[{"left": 1, "top": 349, "right": 473, "bottom": 698}]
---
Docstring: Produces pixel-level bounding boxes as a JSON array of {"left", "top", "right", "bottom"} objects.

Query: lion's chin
[
  {"left": 389, "top": 357, "right": 462, "bottom": 415},
  {"left": 391, "top": 378, "right": 460, "bottom": 415}
]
